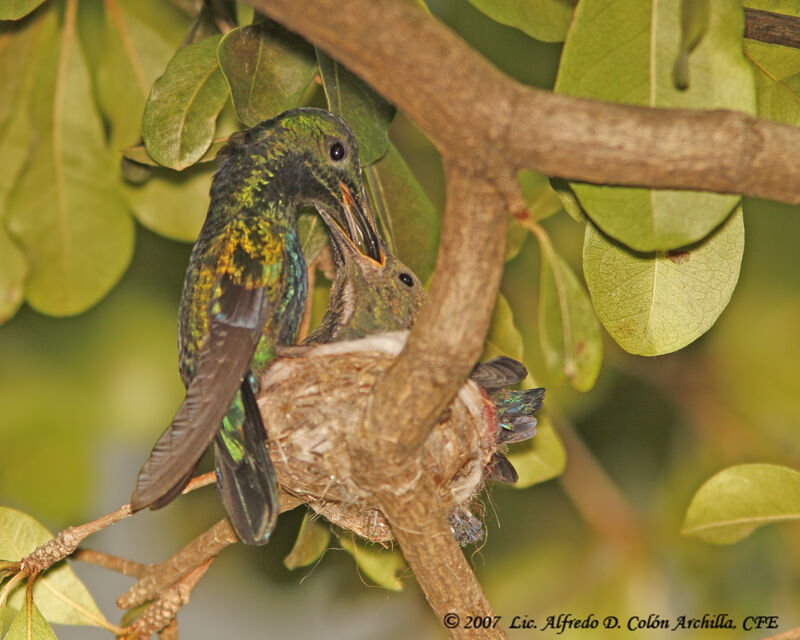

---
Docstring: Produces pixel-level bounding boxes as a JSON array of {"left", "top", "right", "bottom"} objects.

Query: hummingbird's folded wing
[
  {"left": 130, "top": 276, "right": 268, "bottom": 512},
  {"left": 470, "top": 356, "right": 528, "bottom": 392}
]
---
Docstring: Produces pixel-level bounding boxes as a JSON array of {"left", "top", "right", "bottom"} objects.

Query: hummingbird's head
[
  {"left": 214, "top": 108, "right": 382, "bottom": 262},
  {"left": 312, "top": 226, "right": 426, "bottom": 342}
]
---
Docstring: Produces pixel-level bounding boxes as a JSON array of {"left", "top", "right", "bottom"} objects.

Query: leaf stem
[{"left": 0, "top": 570, "right": 26, "bottom": 609}]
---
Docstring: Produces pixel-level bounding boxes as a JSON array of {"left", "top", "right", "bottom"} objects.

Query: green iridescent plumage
[{"left": 131, "top": 108, "right": 379, "bottom": 545}]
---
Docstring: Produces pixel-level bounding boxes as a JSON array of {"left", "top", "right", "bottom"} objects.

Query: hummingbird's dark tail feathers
[
  {"left": 214, "top": 381, "right": 279, "bottom": 546},
  {"left": 448, "top": 505, "right": 484, "bottom": 546},
  {"left": 470, "top": 356, "right": 528, "bottom": 392},
  {"left": 492, "top": 387, "right": 545, "bottom": 444},
  {"left": 130, "top": 279, "right": 267, "bottom": 513},
  {"left": 486, "top": 452, "right": 519, "bottom": 484}
]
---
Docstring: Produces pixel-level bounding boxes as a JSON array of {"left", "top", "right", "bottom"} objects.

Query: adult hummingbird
[{"left": 130, "top": 108, "right": 379, "bottom": 545}]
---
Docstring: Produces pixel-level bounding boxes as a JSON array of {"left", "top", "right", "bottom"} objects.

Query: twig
[
  {"left": 204, "top": 0, "right": 236, "bottom": 34},
  {"left": 158, "top": 618, "right": 180, "bottom": 640},
  {"left": 118, "top": 490, "right": 303, "bottom": 609},
  {"left": 118, "top": 519, "right": 237, "bottom": 609},
  {"left": 20, "top": 472, "right": 217, "bottom": 578},
  {"left": 73, "top": 550, "right": 150, "bottom": 579},
  {"left": 21, "top": 504, "right": 132, "bottom": 576},
  {"left": 122, "top": 559, "right": 212, "bottom": 639},
  {"left": 745, "top": 8, "right": 800, "bottom": 50}
]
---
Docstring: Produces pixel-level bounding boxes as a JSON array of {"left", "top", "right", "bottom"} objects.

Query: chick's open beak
[{"left": 338, "top": 181, "right": 384, "bottom": 264}]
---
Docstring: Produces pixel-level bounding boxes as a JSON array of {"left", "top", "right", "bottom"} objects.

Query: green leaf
[
  {"left": 748, "top": 60, "right": 800, "bottom": 127},
  {"left": 743, "top": 2, "right": 800, "bottom": 126},
  {"left": 548, "top": 178, "right": 584, "bottom": 223},
  {"left": 0, "top": 227, "right": 26, "bottom": 323},
  {"left": 121, "top": 137, "right": 228, "bottom": 167},
  {"left": 0, "top": 507, "right": 108, "bottom": 627},
  {"left": 307, "top": 277, "right": 332, "bottom": 338},
  {"left": 555, "top": 0, "right": 755, "bottom": 251},
  {"left": 142, "top": 35, "right": 228, "bottom": 170},
  {"left": 119, "top": 602, "right": 149, "bottom": 628},
  {"left": 5, "top": 5, "right": 133, "bottom": 316},
  {"left": 217, "top": 19, "right": 316, "bottom": 127},
  {"left": 317, "top": 48, "right": 396, "bottom": 166},
  {"left": 517, "top": 170, "right": 562, "bottom": 222},
  {"left": 297, "top": 210, "right": 330, "bottom": 265},
  {"left": 0, "top": 18, "right": 39, "bottom": 325},
  {"left": 0, "top": 15, "right": 40, "bottom": 138},
  {"left": 507, "top": 169, "right": 564, "bottom": 266},
  {"left": 537, "top": 232, "right": 602, "bottom": 392},
  {"left": 364, "top": 144, "right": 439, "bottom": 282},
  {"left": 682, "top": 464, "right": 800, "bottom": 544},
  {"left": 284, "top": 511, "right": 331, "bottom": 570},
  {"left": 96, "top": 0, "right": 190, "bottom": 149},
  {"left": 1, "top": 606, "right": 18, "bottom": 636},
  {"left": 505, "top": 219, "right": 528, "bottom": 262},
  {"left": 673, "top": 0, "right": 710, "bottom": 89},
  {"left": 235, "top": 2, "right": 254, "bottom": 26},
  {"left": 5, "top": 599, "right": 56, "bottom": 640},
  {"left": 483, "top": 292, "right": 523, "bottom": 361},
  {"left": 466, "top": 0, "right": 577, "bottom": 43},
  {"left": 507, "top": 407, "right": 566, "bottom": 487},
  {"left": 408, "top": 0, "right": 432, "bottom": 13},
  {"left": 744, "top": 0, "right": 800, "bottom": 19},
  {"left": 0, "top": 13, "right": 42, "bottom": 220},
  {"left": 583, "top": 206, "right": 744, "bottom": 356},
  {"left": 121, "top": 162, "right": 214, "bottom": 241},
  {"left": 0, "top": 0, "right": 45, "bottom": 20},
  {"left": 336, "top": 533, "right": 405, "bottom": 591}
]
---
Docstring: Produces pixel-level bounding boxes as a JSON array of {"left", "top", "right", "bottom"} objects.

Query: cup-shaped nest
[{"left": 264, "top": 333, "right": 499, "bottom": 543}]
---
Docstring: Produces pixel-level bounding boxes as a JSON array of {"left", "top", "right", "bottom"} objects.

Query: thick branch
[
  {"left": 376, "top": 474, "right": 503, "bottom": 639},
  {"left": 253, "top": 0, "right": 800, "bottom": 204},
  {"left": 363, "top": 168, "right": 507, "bottom": 458}
]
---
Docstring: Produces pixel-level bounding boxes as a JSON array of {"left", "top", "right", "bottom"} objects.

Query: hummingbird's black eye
[
  {"left": 329, "top": 142, "right": 346, "bottom": 161},
  {"left": 398, "top": 273, "right": 413, "bottom": 287}
]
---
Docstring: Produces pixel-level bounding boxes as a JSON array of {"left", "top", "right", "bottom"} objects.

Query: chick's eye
[
  {"left": 399, "top": 273, "right": 414, "bottom": 287},
  {"left": 329, "top": 142, "right": 346, "bottom": 161}
]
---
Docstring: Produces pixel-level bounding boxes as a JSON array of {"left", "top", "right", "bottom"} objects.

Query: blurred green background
[{"left": 3, "top": 1, "right": 800, "bottom": 637}]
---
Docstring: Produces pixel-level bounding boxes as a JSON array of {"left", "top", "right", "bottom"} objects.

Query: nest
[{"left": 263, "top": 333, "right": 498, "bottom": 543}]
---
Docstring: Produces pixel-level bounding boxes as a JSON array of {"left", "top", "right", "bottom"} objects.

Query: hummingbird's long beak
[{"left": 337, "top": 181, "right": 385, "bottom": 265}]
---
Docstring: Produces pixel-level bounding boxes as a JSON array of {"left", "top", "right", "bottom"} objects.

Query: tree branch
[
  {"left": 745, "top": 8, "right": 800, "bottom": 49},
  {"left": 118, "top": 491, "right": 302, "bottom": 609},
  {"left": 73, "top": 550, "right": 150, "bottom": 579},
  {"left": 251, "top": 0, "right": 800, "bottom": 204},
  {"left": 244, "top": 0, "right": 800, "bottom": 635}
]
